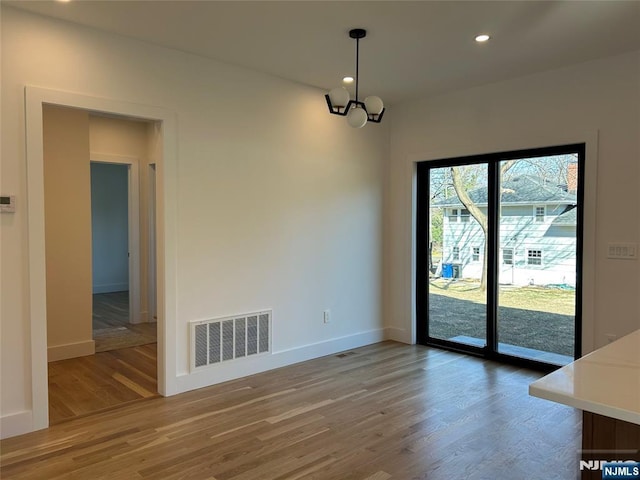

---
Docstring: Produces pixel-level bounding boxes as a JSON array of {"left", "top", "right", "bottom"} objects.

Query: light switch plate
[{"left": 607, "top": 242, "right": 637, "bottom": 259}]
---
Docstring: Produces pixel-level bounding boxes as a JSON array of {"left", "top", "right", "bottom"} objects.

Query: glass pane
[
  {"left": 428, "top": 164, "right": 487, "bottom": 347},
  {"left": 497, "top": 155, "right": 577, "bottom": 365}
]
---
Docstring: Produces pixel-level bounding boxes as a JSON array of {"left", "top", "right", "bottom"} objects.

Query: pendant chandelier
[{"left": 325, "top": 28, "right": 385, "bottom": 128}]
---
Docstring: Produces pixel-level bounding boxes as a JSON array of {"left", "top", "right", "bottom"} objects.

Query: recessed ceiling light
[
  {"left": 475, "top": 34, "right": 491, "bottom": 43},
  {"left": 342, "top": 76, "right": 354, "bottom": 84},
  {"left": 56, "top": 0, "right": 71, "bottom": 2}
]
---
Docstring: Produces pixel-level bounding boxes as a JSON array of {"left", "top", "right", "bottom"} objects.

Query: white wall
[
  {"left": 42, "top": 105, "right": 95, "bottom": 362},
  {"left": 90, "top": 162, "right": 129, "bottom": 294},
  {"left": 0, "top": 7, "right": 387, "bottom": 437},
  {"left": 386, "top": 51, "right": 640, "bottom": 351}
]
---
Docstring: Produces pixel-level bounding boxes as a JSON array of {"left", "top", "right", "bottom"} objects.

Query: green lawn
[
  {"left": 430, "top": 279, "right": 576, "bottom": 316},
  {"left": 428, "top": 279, "right": 576, "bottom": 357}
]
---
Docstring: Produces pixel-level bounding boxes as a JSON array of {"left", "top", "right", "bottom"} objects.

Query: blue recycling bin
[{"left": 442, "top": 263, "right": 454, "bottom": 279}]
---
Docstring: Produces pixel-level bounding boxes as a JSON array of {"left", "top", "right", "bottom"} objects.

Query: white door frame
[
  {"left": 25, "top": 86, "right": 178, "bottom": 432},
  {"left": 148, "top": 163, "right": 157, "bottom": 322},
  {"left": 90, "top": 154, "right": 141, "bottom": 324}
]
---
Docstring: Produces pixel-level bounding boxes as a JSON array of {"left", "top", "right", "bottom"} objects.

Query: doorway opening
[
  {"left": 22, "top": 86, "right": 175, "bottom": 431},
  {"left": 90, "top": 159, "right": 156, "bottom": 353},
  {"left": 42, "top": 109, "right": 160, "bottom": 424},
  {"left": 416, "top": 144, "right": 585, "bottom": 370}
]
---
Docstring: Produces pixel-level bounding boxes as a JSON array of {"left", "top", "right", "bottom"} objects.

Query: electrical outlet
[{"left": 323, "top": 310, "right": 331, "bottom": 324}]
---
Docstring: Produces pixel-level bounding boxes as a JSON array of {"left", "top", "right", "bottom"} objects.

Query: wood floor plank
[
  {"left": 3, "top": 342, "right": 581, "bottom": 479},
  {"left": 111, "top": 372, "right": 156, "bottom": 398},
  {"left": 47, "top": 344, "right": 159, "bottom": 424},
  {"left": 93, "top": 291, "right": 129, "bottom": 329},
  {"left": 93, "top": 292, "right": 157, "bottom": 352}
]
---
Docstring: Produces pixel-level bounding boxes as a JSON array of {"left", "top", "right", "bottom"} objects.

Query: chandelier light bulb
[
  {"left": 347, "top": 106, "right": 368, "bottom": 128},
  {"left": 364, "top": 96, "right": 384, "bottom": 116},
  {"left": 328, "top": 87, "right": 350, "bottom": 110}
]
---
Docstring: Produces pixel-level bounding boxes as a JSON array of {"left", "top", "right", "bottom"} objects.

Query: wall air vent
[{"left": 190, "top": 310, "right": 271, "bottom": 371}]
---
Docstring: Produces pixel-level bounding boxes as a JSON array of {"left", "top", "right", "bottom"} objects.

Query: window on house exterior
[
  {"left": 448, "top": 208, "right": 458, "bottom": 223},
  {"left": 535, "top": 206, "right": 545, "bottom": 222},
  {"left": 472, "top": 247, "right": 480, "bottom": 262},
  {"left": 503, "top": 248, "right": 514, "bottom": 265},
  {"left": 452, "top": 246, "right": 460, "bottom": 261},
  {"left": 527, "top": 249, "right": 542, "bottom": 265},
  {"left": 460, "top": 208, "right": 470, "bottom": 223}
]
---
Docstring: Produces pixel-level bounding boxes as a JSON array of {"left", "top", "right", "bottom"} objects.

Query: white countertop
[{"left": 529, "top": 329, "right": 640, "bottom": 425}]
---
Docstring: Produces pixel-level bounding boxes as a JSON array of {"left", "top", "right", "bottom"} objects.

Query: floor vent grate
[{"left": 190, "top": 310, "right": 271, "bottom": 371}]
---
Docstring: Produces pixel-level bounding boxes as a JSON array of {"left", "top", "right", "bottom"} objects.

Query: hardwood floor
[
  {"left": 2, "top": 342, "right": 581, "bottom": 480},
  {"left": 48, "top": 343, "right": 158, "bottom": 424},
  {"left": 93, "top": 291, "right": 130, "bottom": 329},
  {"left": 93, "top": 291, "right": 157, "bottom": 351},
  {"left": 49, "top": 292, "right": 158, "bottom": 424}
]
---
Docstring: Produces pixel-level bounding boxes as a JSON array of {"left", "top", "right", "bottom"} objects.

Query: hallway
[{"left": 93, "top": 292, "right": 156, "bottom": 352}]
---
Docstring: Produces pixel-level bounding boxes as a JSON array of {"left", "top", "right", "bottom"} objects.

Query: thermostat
[{"left": 0, "top": 195, "right": 15, "bottom": 213}]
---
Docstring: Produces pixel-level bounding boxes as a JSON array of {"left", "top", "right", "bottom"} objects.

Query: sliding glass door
[
  {"left": 495, "top": 156, "right": 580, "bottom": 365},
  {"left": 426, "top": 162, "right": 488, "bottom": 350},
  {"left": 417, "top": 145, "right": 583, "bottom": 369}
]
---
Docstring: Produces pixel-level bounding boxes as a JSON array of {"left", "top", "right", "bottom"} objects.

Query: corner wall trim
[{"left": 385, "top": 327, "right": 411, "bottom": 344}]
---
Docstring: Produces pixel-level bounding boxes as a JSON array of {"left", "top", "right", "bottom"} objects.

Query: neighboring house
[{"left": 435, "top": 175, "right": 578, "bottom": 287}]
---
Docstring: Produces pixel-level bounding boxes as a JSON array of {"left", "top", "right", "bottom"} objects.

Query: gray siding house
[{"left": 436, "top": 175, "right": 577, "bottom": 286}]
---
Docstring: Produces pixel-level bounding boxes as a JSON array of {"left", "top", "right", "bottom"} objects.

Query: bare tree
[
  {"left": 515, "top": 154, "right": 577, "bottom": 189},
  {"left": 450, "top": 161, "right": 515, "bottom": 292}
]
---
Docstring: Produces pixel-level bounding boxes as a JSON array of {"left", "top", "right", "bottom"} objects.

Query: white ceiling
[{"left": 7, "top": 0, "right": 640, "bottom": 105}]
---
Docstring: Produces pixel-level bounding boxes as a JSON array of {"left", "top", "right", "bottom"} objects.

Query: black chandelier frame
[{"left": 324, "top": 28, "right": 385, "bottom": 124}]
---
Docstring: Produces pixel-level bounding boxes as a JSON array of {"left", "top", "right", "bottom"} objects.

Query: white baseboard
[
  {"left": 385, "top": 327, "right": 412, "bottom": 344},
  {"left": 129, "top": 310, "right": 147, "bottom": 325},
  {"left": 3, "top": 329, "right": 390, "bottom": 439},
  {"left": 93, "top": 283, "right": 128, "bottom": 294},
  {"left": 1, "top": 411, "right": 33, "bottom": 439},
  {"left": 48, "top": 340, "right": 95, "bottom": 362},
  {"left": 173, "top": 328, "right": 385, "bottom": 395}
]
